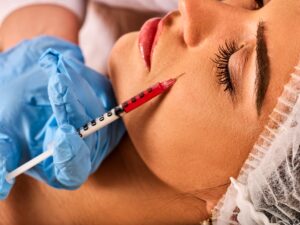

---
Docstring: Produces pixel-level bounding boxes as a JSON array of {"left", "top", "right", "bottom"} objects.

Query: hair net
[{"left": 212, "top": 62, "right": 300, "bottom": 225}]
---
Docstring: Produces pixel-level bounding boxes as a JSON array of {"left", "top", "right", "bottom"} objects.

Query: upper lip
[
  {"left": 138, "top": 12, "right": 179, "bottom": 71},
  {"left": 138, "top": 17, "right": 162, "bottom": 70}
]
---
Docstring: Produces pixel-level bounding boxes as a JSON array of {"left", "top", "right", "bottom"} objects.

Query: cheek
[
  {"left": 123, "top": 75, "right": 258, "bottom": 192},
  {"left": 108, "top": 32, "right": 148, "bottom": 100},
  {"left": 109, "top": 31, "right": 260, "bottom": 193}
]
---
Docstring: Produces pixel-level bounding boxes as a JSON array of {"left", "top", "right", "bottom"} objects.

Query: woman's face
[{"left": 109, "top": 0, "right": 300, "bottom": 197}]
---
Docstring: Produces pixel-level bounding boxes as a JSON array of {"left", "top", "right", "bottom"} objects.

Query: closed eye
[{"left": 212, "top": 40, "right": 239, "bottom": 96}]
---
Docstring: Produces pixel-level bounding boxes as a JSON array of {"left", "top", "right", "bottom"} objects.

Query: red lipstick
[{"left": 138, "top": 18, "right": 161, "bottom": 70}]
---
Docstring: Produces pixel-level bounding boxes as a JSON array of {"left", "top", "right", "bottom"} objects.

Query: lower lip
[{"left": 138, "top": 18, "right": 162, "bottom": 70}]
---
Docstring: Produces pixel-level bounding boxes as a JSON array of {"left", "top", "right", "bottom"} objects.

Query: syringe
[{"left": 5, "top": 77, "right": 178, "bottom": 182}]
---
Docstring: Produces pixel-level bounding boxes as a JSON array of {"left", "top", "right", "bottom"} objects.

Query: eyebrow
[{"left": 255, "top": 21, "right": 270, "bottom": 115}]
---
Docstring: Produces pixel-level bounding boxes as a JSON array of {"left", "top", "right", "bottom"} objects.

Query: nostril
[{"left": 161, "top": 11, "right": 181, "bottom": 27}]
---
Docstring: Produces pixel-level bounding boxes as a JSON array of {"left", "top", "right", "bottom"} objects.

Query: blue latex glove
[{"left": 0, "top": 36, "right": 125, "bottom": 199}]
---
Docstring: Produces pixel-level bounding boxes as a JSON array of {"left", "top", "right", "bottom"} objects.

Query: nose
[{"left": 179, "top": 0, "right": 249, "bottom": 47}]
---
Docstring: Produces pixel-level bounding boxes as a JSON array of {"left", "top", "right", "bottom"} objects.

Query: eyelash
[
  {"left": 212, "top": 1, "right": 265, "bottom": 95},
  {"left": 212, "top": 40, "right": 239, "bottom": 94}
]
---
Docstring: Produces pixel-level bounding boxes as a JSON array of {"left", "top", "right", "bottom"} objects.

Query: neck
[
  {"left": 89, "top": 134, "right": 210, "bottom": 224},
  {"left": 1, "top": 135, "right": 210, "bottom": 225}
]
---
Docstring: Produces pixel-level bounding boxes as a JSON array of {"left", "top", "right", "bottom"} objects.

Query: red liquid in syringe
[
  {"left": 78, "top": 78, "right": 177, "bottom": 138},
  {"left": 121, "top": 78, "right": 176, "bottom": 113}
]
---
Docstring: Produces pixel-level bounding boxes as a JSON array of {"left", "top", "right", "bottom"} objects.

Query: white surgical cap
[{"left": 212, "top": 61, "right": 300, "bottom": 224}]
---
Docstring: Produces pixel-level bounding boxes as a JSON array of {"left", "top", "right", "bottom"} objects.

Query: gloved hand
[{"left": 0, "top": 36, "right": 125, "bottom": 199}]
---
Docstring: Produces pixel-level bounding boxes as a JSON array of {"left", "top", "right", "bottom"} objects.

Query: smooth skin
[
  {"left": 109, "top": 0, "right": 300, "bottom": 216},
  {"left": 1, "top": 0, "right": 300, "bottom": 224}
]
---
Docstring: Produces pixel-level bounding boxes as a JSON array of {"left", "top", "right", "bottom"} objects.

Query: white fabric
[
  {"left": 213, "top": 64, "right": 300, "bottom": 224},
  {"left": 79, "top": 2, "right": 176, "bottom": 74},
  {"left": 95, "top": 0, "right": 178, "bottom": 13},
  {"left": 230, "top": 178, "right": 274, "bottom": 225}
]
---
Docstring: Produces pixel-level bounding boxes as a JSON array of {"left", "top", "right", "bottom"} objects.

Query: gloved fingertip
[
  {"left": 39, "top": 48, "right": 61, "bottom": 72},
  {"left": 35, "top": 36, "right": 84, "bottom": 63},
  {"left": 40, "top": 48, "right": 72, "bottom": 81},
  {"left": 0, "top": 158, "right": 14, "bottom": 200},
  {"left": 0, "top": 180, "right": 13, "bottom": 200}
]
